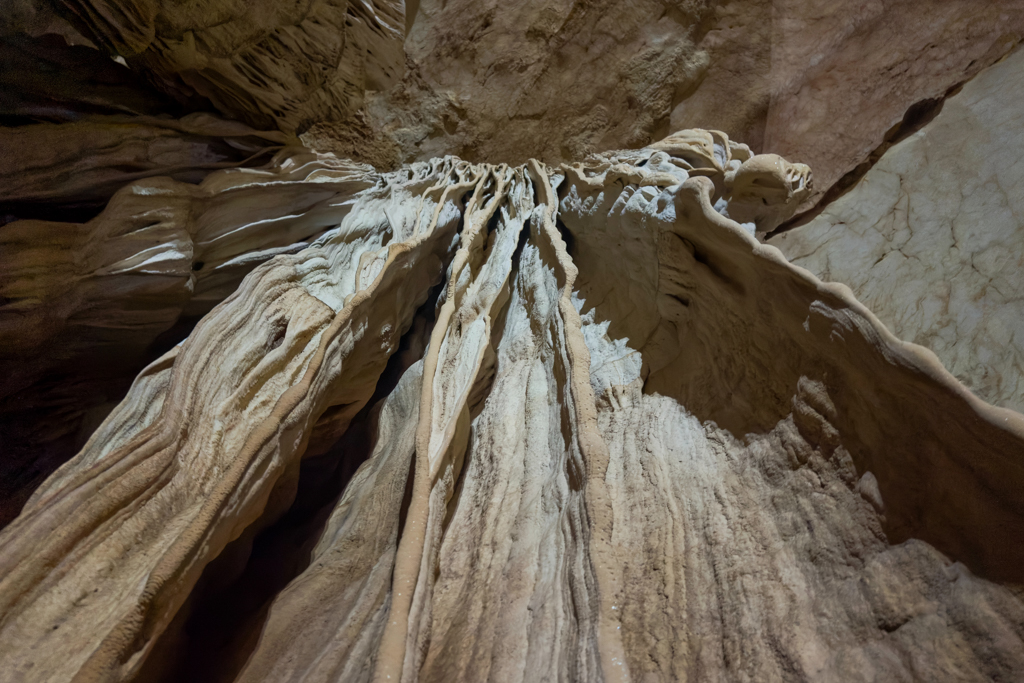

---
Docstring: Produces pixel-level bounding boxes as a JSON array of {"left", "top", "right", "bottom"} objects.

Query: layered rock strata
[
  {"left": 0, "top": 144, "right": 373, "bottom": 525},
  {"left": 1, "top": 114, "right": 291, "bottom": 221},
  {"left": 1, "top": 130, "right": 1023, "bottom": 683}
]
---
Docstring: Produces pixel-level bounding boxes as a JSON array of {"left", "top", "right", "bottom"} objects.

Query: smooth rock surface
[{"left": 771, "top": 47, "right": 1024, "bottom": 413}]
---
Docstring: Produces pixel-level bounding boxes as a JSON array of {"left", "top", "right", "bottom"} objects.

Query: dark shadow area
[{"left": 0, "top": 34, "right": 195, "bottom": 125}]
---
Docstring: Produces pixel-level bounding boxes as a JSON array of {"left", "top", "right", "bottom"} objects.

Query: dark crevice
[
  {"left": 768, "top": 83, "right": 964, "bottom": 239},
  {"left": 669, "top": 293, "right": 691, "bottom": 308},
  {"left": 485, "top": 205, "right": 501, "bottom": 235},
  {"left": 145, "top": 315, "right": 205, "bottom": 362},
  {"left": 0, "top": 200, "right": 108, "bottom": 227},
  {"left": 556, "top": 215, "right": 576, "bottom": 260},
  {"left": 685, "top": 236, "right": 745, "bottom": 297}
]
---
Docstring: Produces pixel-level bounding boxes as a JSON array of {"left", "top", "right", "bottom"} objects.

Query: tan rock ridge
[
  {"left": 0, "top": 142, "right": 372, "bottom": 526},
  {"left": 1, "top": 131, "right": 1022, "bottom": 682}
]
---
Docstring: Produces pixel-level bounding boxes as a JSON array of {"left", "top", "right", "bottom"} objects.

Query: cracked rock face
[
  {"left": 1, "top": 132, "right": 1023, "bottom": 683},
  {"left": 772, "top": 47, "right": 1024, "bottom": 414}
]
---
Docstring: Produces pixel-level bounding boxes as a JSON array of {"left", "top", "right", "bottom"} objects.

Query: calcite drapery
[
  {"left": 1, "top": 131, "right": 1023, "bottom": 683},
  {"left": 0, "top": 141, "right": 377, "bottom": 526}
]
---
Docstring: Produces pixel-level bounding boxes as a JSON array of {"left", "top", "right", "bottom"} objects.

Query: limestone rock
[
  {"left": 674, "top": 0, "right": 1024, "bottom": 207},
  {"left": 0, "top": 113, "right": 291, "bottom": 221},
  {"left": 771, "top": 47, "right": 1024, "bottom": 414},
  {"left": 327, "top": 0, "right": 1024, "bottom": 207},
  {"left": 2, "top": 132, "right": 1022, "bottom": 683},
  {"left": 0, "top": 157, "right": 460, "bottom": 682}
]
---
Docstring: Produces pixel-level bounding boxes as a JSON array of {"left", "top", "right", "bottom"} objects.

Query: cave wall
[
  {"left": 1, "top": 2, "right": 1024, "bottom": 682},
  {"left": 307, "top": 0, "right": 1024, "bottom": 204}
]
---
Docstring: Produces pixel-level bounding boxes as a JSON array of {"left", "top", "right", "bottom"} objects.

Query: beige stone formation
[
  {"left": 0, "top": 146, "right": 376, "bottom": 374},
  {"left": 1, "top": 132, "right": 1023, "bottom": 683},
  {"left": 4, "top": 1, "right": 1024, "bottom": 680},
  {"left": 308, "top": 0, "right": 1024, "bottom": 203},
  {"left": 0, "top": 156, "right": 461, "bottom": 682},
  {"left": 771, "top": 47, "right": 1024, "bottom": 414}
]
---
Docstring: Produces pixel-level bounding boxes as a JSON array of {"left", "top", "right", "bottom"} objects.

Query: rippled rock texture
[
  {"left": 1, "top": 129, "right": 1023, "bottom": 683},
  {"left": 2, "top": 0, "right": 405, "bottom": 132},
  {"left": 4, "top": 0, "right": 1024, "bottom": 680}
]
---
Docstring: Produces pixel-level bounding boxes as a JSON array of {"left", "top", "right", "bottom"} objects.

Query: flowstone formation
[{"left": 1, "top": 128, "right": 1024, "bottom": 683}]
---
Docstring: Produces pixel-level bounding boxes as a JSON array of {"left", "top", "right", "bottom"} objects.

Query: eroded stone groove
[{"left": 1, "top": 130, "right": 1023, "bottom": 682}]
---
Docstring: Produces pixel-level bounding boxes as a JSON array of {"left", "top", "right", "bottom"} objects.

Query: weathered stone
[
  {"left": 0, "top": 148, "right": 373, "bottom": 526},
  {"left": 0, "top": 114, "right": 290, "bottom": 220},
  {"left": 328, "top": 0, "right": 1024, "bottom": 209},
  {"left": 0, "top": 157, "right": 460, "bottom": 682},
  {"left": 674, "top": 0, "right": 1024, "bottom": 206},
  {"left": 771, "top": 47, "right": 1024, "bottom": 413},
  {"left": 3, "top": 2, "right": 1024, "bottom": 680}
]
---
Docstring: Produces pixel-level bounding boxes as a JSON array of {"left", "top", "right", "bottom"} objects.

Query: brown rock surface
[
  {"left": 7, "top": 0, "right": 406, "bottom": 131},
  {"left": 0, "top": 114, "right": 290, "bottom": 221},
  {"left": 678, "top": 0, "right": 1024, "bottom": 205},
  {"left": 0, "top": 146, "right": 373, "bottom": 526},
  {"left": 0, "top": 157, "right": 459, "bottom": 682},
  {"left": 3, "top": 2, "right": 1024, "bottom": 682}
]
